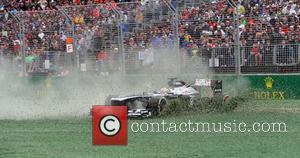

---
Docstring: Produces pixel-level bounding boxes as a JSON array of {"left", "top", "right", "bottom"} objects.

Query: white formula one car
[{"left": 105, "top": 78, "right": 225, "bottom": 118}]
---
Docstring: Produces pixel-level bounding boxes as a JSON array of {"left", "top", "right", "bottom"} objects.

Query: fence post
[
  {"left": 164, "top": 0, "right": 180, "bottom": 75},
  {"left": 111, "top": 4, "right": 125, "bottom": 74},
  {"left": 119, "top": 21, "right": 126, "bottom": 74},
  {"left": 59, "top": 8, "right": 78, "bottom": 70},
  {"left": 235, "top": 5, "right": 241, "bottom": 75},
  {"left": 9, "top": 11, "right": 26, "bottom": 74},
  {"left": 226, "top": 0, "right": 241, "bottom": 75},
  {"left": 174, "top": 3, "right": 181, "bottom": 75},
  {"left": 298, "top": 44, "right": 300, "bottom": 63},
  {"left": 21, "top": 13, "right": 26, "bottom": 74}
]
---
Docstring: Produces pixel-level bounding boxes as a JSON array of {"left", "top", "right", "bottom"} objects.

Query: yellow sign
[
  {"left": 264, "top": 77, "right": 274, "bottom": 89},
  {"left": 254, "top": 91, "right": 285, "bottom": 100},
  {"left": 254, "top": 77, "right": 285, "bottom": 100}
]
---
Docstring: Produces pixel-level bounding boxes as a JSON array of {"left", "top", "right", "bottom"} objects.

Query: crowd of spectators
[
  {"left": 1, "top": 0, "right": 300, "bottom": 72},
  {"left": 0, "top": 0, "right": 134, "bottom": 11},
  {"left": 179, "top": 0, "right": 300, "bottom": 66}
]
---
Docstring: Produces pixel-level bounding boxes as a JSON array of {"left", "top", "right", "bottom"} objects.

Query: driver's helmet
[{"left": 168, "top": 79, "right": 186, "bottom": 87}]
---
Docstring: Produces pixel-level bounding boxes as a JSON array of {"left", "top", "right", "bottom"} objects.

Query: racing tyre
[{"left": 148, "top": 98, "right": 163, "bottom": 116}]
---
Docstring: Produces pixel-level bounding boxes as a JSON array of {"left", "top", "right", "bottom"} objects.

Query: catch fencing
[
  {"left": 61, "top": 4, "right": 122, "bottom": 73},
  {"left": 1, "top": 1, "right": 300, "bottom": 75},
  {"left": 0, "top": 12, "right": 22, "bottom": 72},
  {"left": 115, "top": 1, "right": 180, "bottom": 74}
]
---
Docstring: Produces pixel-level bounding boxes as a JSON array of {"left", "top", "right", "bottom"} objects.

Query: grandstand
[{"left": 0, "top": 0, "right": 300, "bottom": 75}]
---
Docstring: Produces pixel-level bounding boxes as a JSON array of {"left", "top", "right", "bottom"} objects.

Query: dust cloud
[
  {"left": 0, "top": 70, "right": 162, "bottom": 120},
  {"left": 0, "top": 47, "right": 248, "bottom": 120}
]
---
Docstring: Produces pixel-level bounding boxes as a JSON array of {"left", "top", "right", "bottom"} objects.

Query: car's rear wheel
[
  {"left": 148, "top": 98, "right": 166, "bottom": 116},
  {"left": 158, "top": 98, "right": 167, "bottom": 112}
]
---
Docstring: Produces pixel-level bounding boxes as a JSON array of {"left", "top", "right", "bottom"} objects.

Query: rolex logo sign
[
  {"left": 254, "top": 77, "right": 285, "bottom": 100},
  {"left": 264, "top": 77, "right": 274, "bottom": 90}
]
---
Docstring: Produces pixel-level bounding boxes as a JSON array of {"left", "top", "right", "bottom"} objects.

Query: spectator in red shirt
[
  {"left": 97, "top": 50, "right": 107, "bottom": 61},
  {"left": 96, "top": 50, "right": 108, "bottom": 73},
  {"left": 251, "top": 43, "right": 262, "bottom": 65}
]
